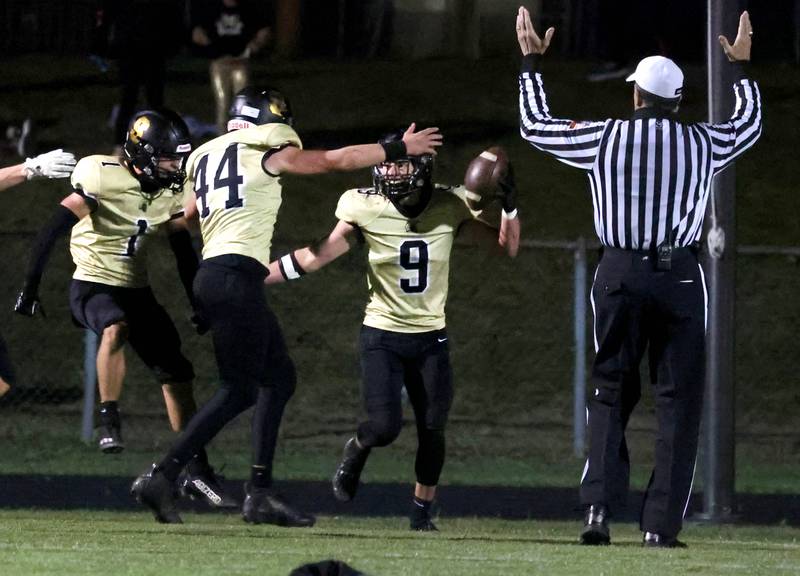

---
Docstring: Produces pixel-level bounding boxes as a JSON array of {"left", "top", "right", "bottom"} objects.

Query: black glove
[
  {"left": 14, "top": 285, "right": 44, "bottom": 317},
  {"left": 190, "top": 310, "right": 210, "bottom": 335},
  {"left": 497, "top": 162, "right": 518, "bottom": 213}
]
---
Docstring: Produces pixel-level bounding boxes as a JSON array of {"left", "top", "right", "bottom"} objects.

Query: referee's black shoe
[
  {"left": 242, "top": 483, "right": 315, "bottom": 527},
  {"left": 131, "top": 464, "right": 182, "bottom": 524},
  {"left": 643, "top": 532, "right": 687, "bottom": 548},
  {"left": 580, "top": 504, "right": 610, "bottom": 545},
  {"left": 332, "top": 437, "right": 370, "bottom": 502}
]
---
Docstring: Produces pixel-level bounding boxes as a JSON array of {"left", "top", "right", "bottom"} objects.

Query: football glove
[
  {"left": 14, "top": 286, "right": 44, "bottom": 317},
  {"left": 24, "top": 149, "right": 77, "bottom": 180},
  {"left": 497, "top": 162, "right": 517, "bottom": 213},
  {"left": 190, "top": 310, "right": 210, "bottom": 335}
]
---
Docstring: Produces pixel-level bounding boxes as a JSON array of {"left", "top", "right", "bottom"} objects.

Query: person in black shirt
[{"left": 191, "top": 0, "right": 273, "bottom": 133}]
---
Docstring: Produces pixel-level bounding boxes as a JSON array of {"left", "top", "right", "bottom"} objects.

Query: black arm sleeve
[
  {"left": 24, "top": 205, "right": 80, "bottom": 292},
  {"left": 168, "top": 228, "right": 200, "bottom": 308}
]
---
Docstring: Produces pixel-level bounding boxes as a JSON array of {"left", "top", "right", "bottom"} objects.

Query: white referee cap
[{"left": 626, "top": 56, "right": 683, "bottom": 100}]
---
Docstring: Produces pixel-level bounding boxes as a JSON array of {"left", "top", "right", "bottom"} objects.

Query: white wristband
[
  {"left": 279, "top": 253, "right": 304, "bottom": 280},
  {"left": 502, "top": 208, "right": 518, "bottom": 220}
]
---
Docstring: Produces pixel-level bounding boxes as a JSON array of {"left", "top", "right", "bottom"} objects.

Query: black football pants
[
  {"left": 159, "top": 255, "right": 295, "bottom": 484},
  {"left": 356, "top": 326, "right": 454, "bottom": 487},
  {"left": 580, "top": 246, "right": 706, "bottom": 538}
]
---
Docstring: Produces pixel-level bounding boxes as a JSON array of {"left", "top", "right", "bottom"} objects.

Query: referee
[{"left": 515, "top": 7, "right": 761, "bottom": 547}]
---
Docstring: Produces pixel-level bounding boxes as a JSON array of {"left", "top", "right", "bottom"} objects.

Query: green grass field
[{"left": 0, "top": 511, "right": 798, "bottom": 576}]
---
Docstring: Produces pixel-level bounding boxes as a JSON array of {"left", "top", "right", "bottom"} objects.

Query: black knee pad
[
  {"left": 358, "top": 413, "right": 403, "bottom": 448},
  {"left": 266, "top": 355, "right": 296, "bottom": 403}
]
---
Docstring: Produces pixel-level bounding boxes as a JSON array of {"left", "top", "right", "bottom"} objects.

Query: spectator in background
[
  {"left": 191, "top": 0, "right": 273, "bottom": 133},
  {"left": 93, "top": 0, "right": 184, "bottom": 150}
]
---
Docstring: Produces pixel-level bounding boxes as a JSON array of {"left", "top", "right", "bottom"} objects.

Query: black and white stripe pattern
[{"left": 519, "top": 71, "right": 762, "bottom": 250}]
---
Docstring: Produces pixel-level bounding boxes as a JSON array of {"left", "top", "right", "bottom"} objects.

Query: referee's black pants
[{"left": 580, "top": 246, "right": 706, "bottom": 538}]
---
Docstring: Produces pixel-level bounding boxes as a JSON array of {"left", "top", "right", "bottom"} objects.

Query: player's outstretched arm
[
  {"left": 0, "top": 149, "right": 77, "bottom": 192},
  {"left": 263, "top": 123, "right": 442, "bottom": 176},
  {"left": 457, "top": 214, "right": 520, "bottom": 258},
  {"left": 166, "top": 216, "right": 207, "bottom": 334},
  {"left": 266, "top": 220, "right": 358, "bottom": 285},
  {"left": 15, "top": 193, "right": 92, "bottom": 317}
]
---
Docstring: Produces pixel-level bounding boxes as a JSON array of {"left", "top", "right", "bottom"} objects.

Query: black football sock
[
  {"left": 98, "top": 401, "right": 120, "bottom": 427},
  {"left": 186, "top": 449, "right": 211, "bottom": 476}
]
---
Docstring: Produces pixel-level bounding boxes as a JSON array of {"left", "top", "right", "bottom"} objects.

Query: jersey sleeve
[
  {"left": 70, "top": 156, "right": 103, "bottom": 205},
  {"left": 335, "top": 188, "right": 386, "bottom": 228},
  {"left": 449, "top": 185, "right": 482, "bottom": 225},
  {"left": 255, "top": 123, "right": 303, "bottom": 150}
]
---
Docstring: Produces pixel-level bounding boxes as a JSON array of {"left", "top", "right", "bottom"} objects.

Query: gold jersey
[
  {"left": 185, "top": 123, "right": 302, "bottom": 268},
  {"left": 335, "top": 185, "right": 477, "bottom": 333},
  {"left": 69, "top": 155, "right": 185, "bottom": 288}
]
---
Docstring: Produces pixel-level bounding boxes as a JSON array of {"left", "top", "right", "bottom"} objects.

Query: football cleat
[
  {"left": 131, "top": 464, "right": 182, "bottom": 524},
  {"left": 179, "top": 465, "right": 238, "bottom": 509},
  {"left": 332, "top": 437, "right": 370, "bottom": 502},
  {"left": 241, "top": 483, "right": 315, "bottom": 527},
  {"left": 97, "top": 424, "right": 125, "bottom": 454},
  {"left": 410, "top": 503, "right": 439, "bottom": 532}
]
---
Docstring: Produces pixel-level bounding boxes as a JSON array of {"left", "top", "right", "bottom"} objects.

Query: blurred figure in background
[
  {"left": 93, "top": 0, "right": 185, "bottom": 150},
  {"left": 191, "top": 0, "right": 273, "bottom": 133}
]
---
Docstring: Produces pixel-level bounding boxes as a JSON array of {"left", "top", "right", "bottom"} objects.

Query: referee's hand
[
  {"left": 516, "top": 6, "right": 554, "bottom": 56},
  {"left": 719, "top": 11, "right": 753, "bottom": 62}
]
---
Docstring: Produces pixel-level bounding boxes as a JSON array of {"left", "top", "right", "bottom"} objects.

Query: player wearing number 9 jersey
[
  {"left": 15, "top": 109, "right": 236, "bottom": 510},
  {"left": 129, "top": 87, "right": 443, "bottom": 526},
  {"left": 265, "top": 131, "right": 521, "bottom": 531}
]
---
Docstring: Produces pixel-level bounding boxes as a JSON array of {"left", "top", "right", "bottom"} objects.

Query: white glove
[{"left": 24, "top": 149, "right": 77, "bottom": 180}]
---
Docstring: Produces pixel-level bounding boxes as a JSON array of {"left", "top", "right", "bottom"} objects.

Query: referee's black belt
[{"left": 601, "top": 243, "right": 699, "bottom": 269}]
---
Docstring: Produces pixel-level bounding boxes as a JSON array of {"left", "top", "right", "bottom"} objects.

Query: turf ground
[{"left": 0, "top": 511, "right": 798, "bottom": 576}]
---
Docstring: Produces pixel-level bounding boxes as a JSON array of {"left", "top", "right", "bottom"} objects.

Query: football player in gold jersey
[
  {"left": 0, "top": 148, "right": 77, "bottom": 399},
  {"left": 266, "top": 132, "right": 520, "bottom": 530},
  {"left": 15, "top": 110, "right": 235, "bottom": 509},
  {"left": 131, "top": 87, "right": 442, "bottom": 525}
]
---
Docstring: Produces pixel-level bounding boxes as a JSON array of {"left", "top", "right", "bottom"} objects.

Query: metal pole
[
  {"left": 573, "top": 237, "right": 587, "bottom": 457},
  {"left": 81, "top": 329, "right": 98, "bottom": 443},
  {"left": 700, "top": 0, "right": 738, "bottom": 522}
]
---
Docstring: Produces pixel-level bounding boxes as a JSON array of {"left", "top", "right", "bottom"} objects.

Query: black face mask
[{"left": 390, "top": 185, "right": 432, "bottom": 219}]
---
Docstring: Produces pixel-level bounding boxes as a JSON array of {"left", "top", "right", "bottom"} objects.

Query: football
[{"left": 463, "top": 146, "right": 509, "bottom": 211}]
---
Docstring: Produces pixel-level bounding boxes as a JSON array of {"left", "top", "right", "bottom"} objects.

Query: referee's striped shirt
[{"left": 518, "top": 56, "right": 762, "bottom": 250}]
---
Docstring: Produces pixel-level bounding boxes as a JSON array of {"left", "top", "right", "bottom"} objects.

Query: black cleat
[
  {"left": 580, "top": 504, "right": 610, "bottom": 545},
  {"left": 242, "top": 483, "right": 315, "bottom": 527},
  {"left": 179, "top": 465, "right": 238, "bottom": 509},
  {"left": 97, "top": 424, "right": 125, "bottom": 454},
  {"left": 643, "top": 532, "right": 687, "bottom": 548},
  {"left": 410, "top": 503, "right": 439, "bottom": 532},
  {"left": 131, "top": 465, "right": 182, "bottom": 524},
  {"left": 332, "top": 437, "right": 370, "bottom": 502}
]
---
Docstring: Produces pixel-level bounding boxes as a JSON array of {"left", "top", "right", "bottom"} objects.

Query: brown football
[{"left": 463, "top": 146, "right": 509, "bottom": 211}]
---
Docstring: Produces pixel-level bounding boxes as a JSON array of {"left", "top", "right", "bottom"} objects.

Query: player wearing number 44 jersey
[
  {"left": 267, "top": 132, "right": 521, "bottom": 531},
  {"left": 15, "top": 109, "right": 235, "bottom": 511},
  {"left": 130, "top": 87, "right": 442, "bottom": 526}
]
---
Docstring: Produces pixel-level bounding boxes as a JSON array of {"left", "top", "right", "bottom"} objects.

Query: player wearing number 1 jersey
[
  {"left": 266, "top": 132, "right": 521, "bottom": 531},
  {"left": 130, "top": 86, "right": 442, "bottom": 526},
  {"left": 15, "top": 109, "right": 235, "bottom": 510}
]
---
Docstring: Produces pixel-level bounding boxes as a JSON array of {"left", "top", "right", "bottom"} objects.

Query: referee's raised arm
[{"left": 516, "top": 8, "right": 607, "bottom": 170}]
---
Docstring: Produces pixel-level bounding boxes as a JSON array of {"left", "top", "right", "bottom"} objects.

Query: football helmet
[
  {"left": 228, "top": 86, "right": 293, "bottom": 130},
  {"left": 123, "top": 109, "right": 191, "bottom": 194},
  {"left": 373, "top": 131, "right": 433, "bottom": 206}
]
